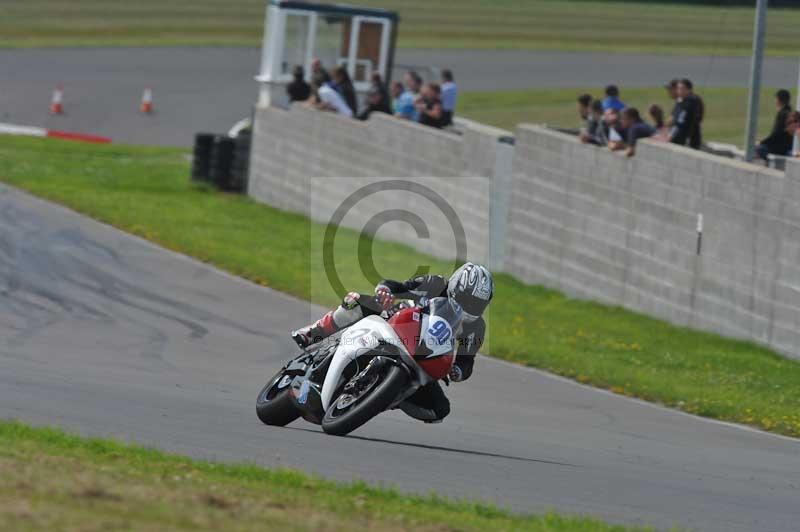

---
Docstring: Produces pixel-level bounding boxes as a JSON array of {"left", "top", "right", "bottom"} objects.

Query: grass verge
[
  {"left": 0, "top": 136, "right": 799, "bottom": 439},
  {"left": 0, "top": 0, "right": 799, "bottom": 56},
  {"left": 460, "top": 86, "right": 783, "bottom": 147},
  {"left": 0, "top": 420, "right": 653, "bottom": 531}
]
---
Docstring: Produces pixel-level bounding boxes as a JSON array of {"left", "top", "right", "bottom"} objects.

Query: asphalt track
[
  {"left": 1, "top": 184, "right": 799, "bottom": 531},
  {"left": 1, "top": 47, "right": 798, "bottom": 145}
]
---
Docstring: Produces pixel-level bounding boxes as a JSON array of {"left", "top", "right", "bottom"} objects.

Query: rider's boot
[
  {"left": 291, "top": 293, "right": 365, "bottom": 349},
  {"left": 291, "top": 311, "right": 338, "bottom": 349}
]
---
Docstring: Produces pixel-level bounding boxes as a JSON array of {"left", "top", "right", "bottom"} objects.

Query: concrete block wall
[
  {"left": 249, "top": 106, "right": 510, "bottom": 265},
  {"left": 507, "top": 125, "right": 800, "bottom": 359},
  {"left": 249, "top": 105, "right": 800, "bottom": 359}
]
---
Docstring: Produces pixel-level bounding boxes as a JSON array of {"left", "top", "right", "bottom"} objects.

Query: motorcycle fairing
[{"left": 320, "top": 315, "right": 422, "bottom": 410}]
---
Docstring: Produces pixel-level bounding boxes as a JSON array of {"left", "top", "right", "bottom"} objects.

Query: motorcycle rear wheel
[
  {"left": 321, "top": 363, "right": 407, "bottom": 436},
  {"left": 256, "top": 371, "right": 301, "bottom": 426}
]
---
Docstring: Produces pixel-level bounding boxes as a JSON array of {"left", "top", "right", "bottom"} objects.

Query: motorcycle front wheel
[
  {"left": 256, "top": 370, "right": 301, "bottom": 426},
  {"left": 321, "top": 362, "right": 407, "bottom": 436}
]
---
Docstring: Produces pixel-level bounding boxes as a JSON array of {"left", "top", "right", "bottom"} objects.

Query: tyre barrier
[
  {"left": 209, "top": 136, "right": 235, "bottom": 190},
  {"left": 229, "top": 130, "right": 251, "bottom": 193},
  {"left": 191, "top": 133, "right": 215, "bottom": 183},
  {"left": 191, "top": 131, "right": 251, "bottom": 193}
]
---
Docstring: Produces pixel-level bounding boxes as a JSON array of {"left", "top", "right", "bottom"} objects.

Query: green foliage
[
  {"left": 0, "top": 420, "right": 655, "bottom": 531},
  {"left": 0, "top": 135, "right": 799, "bottom": 439}
]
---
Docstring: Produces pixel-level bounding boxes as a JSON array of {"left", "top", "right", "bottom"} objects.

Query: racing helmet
[{"left": 447, "top": 262, "right": 494, "bottom": 322}]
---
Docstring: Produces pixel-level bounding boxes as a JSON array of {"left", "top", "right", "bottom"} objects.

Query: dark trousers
[
  {"left": 689, "top": 125, "right": 702, "bottom": 149},
  {"left": 402, "top": 381, "right": 451, "bottom": 421},
  {"left": 442, "top": 110, "right": 454, "bottom": 127}
]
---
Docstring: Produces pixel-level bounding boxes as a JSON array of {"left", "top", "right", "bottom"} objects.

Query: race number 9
[{"left": 427, "top": 320, "right": 451, "bottom": 345}]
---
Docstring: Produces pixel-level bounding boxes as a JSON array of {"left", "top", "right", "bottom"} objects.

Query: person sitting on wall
[
  {"left": 619, "top": 107, "right": 656, "bottom": 157},
  {"left": 286, "top": 65, "right": 311, "bottom": 103},
  {"left": 392, "top": 81, "right": 415, "bottom": 120},
  {"left": 331, "top": 66, "right": 358, "bottom": 117},
  {"left": 416, "top": 83, "right": 445, "bottom": 129},
  {"left": 580, "top": 100, "right": 607, "bottom": 146},
  {"left": 306, "top": 72, "right": 353, "bottom": 118},
  {"left": 756, "top": 89, "right": 794, "bottom": 161},
  {"left": 358, "top": 74, "right": 393, "bottom": 121}
]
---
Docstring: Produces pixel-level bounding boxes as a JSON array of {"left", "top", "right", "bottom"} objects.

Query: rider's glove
[
  {"left": 374, "top": 284, "right": 394, "bottom": 311},
  {"left": 343, "top": 291, "right": 361, "bottom": 310},
  {"left": 448, "top": 365, "right": 464, "bottom": 383}
]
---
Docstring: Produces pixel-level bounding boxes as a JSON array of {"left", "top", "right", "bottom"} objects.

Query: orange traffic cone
[
  {"left": 139, "top": 87, "right": 153, "bottom": 114},
  {"left": 49, "top": 86, "right": 64, "bottom": 115}
]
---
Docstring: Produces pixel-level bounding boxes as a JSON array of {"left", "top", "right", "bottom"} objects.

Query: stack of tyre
[{"left": 191, "top": 131, "right": 250, "bottom": 193}]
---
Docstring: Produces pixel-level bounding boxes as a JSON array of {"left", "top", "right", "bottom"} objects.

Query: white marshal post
[{"left": 744, "top": 0, "right": 768, "bottom": 162}]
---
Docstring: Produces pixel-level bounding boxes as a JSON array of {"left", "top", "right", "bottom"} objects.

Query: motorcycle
[{"left": 256, "top": 296, "right": 463, "bottom": 436}]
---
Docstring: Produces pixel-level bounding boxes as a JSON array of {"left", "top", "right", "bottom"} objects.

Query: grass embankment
[
  {"left": 0, "top": 0, "right": 798, "bottom": 55},
  {"left": 0, "top": 420, "right": 651, "bottom": 532},
  {"left": 460, "top": 87, "right": 782, "bottom": 146},
  {"left": 0, "top": 136, "right": 799, "bottom": 439}
]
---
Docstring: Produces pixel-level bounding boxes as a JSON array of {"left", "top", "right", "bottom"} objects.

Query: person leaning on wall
[
  {"left": 306, "top": 72, "right": 353, "bottom": 118},
  {"left": 286, "top": 65, "right": 311, "bottom": 103}
]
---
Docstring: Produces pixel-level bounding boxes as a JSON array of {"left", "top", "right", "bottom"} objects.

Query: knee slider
[{"left": 332, "top": 304, "right": 363, "bottom": 328}]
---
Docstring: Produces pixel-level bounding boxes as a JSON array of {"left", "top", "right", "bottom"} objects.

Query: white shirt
[{"left": 318, "top": 84, "right": 353, "bottom": 118}]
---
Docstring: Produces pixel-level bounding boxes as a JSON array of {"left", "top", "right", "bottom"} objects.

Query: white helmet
[{"left": 447, "top": 263, "right": 494, "bottom": 322}]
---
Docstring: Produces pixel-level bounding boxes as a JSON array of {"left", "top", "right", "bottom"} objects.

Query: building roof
[{"left": 269, "top": 0, "right": 399, "bottom": 21}]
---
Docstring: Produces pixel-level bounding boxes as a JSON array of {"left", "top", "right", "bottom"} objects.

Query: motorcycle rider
[{"left": 291, "top": 262, "right": 494, "bottom": 423}]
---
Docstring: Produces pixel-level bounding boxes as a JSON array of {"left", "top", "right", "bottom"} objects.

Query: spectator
[
  {"left": 788, "top": 111, "right": 800, "bottom": 157},
  {"left": 669, "top": 78, "right": 702, "bottom": 149},
  {"left": 604, "top": 108, "right": 626, "bottom": 150},
  {"left": 601, "top": 85, "right": 625, "bottom": 112},
  {"left": 580, "top": 100, "right": 607, "bottom": 145},
  {"left": 648, "top": 104, "right": 665, "bottom": 130},
  {"left": 619, "top": 107, "right": 656, "bottom": 157},
  {"left": 690, "top": 84, "right": 705, "bottom": 149},
  {"left": 286, "top": 65, "right": 311, "bottom": 103},
  {"left": 404, "top": 70, "right": 423, "bottom": 121},
  {"left": 416, "top": 83, "right": 445, "bottom": 129},
  {"left": 371, "top": 72, "right": 390, "bottom": 105},
  {"left": 756, "top": 89, "right": 794, "bottom": 160},
  {"left": 441, "top": 69, "right": 458, "bottom": 126},
  {"left": 311, "top": 58, "right": 330, "bottom": 83},
  {"left": 577, "top": 93, "right": 593, "bottom": 123},
  {"left": 392, "top": 81, "right": 415, "bottom": 120},
  {"left": 331, "top": 66, "right": 357, "bottom": 116},
  {"left": 649, "top": 104, "right": 669, "bottom": 140},
  {"left": 357, "top": 74, "right": 392, "bottom": 121},
  {"left": 307, "top": 72, "right": 353, "bottom": 118},
  {"left": 664, "top": 78, "right": 679, "bottom": 127}
]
